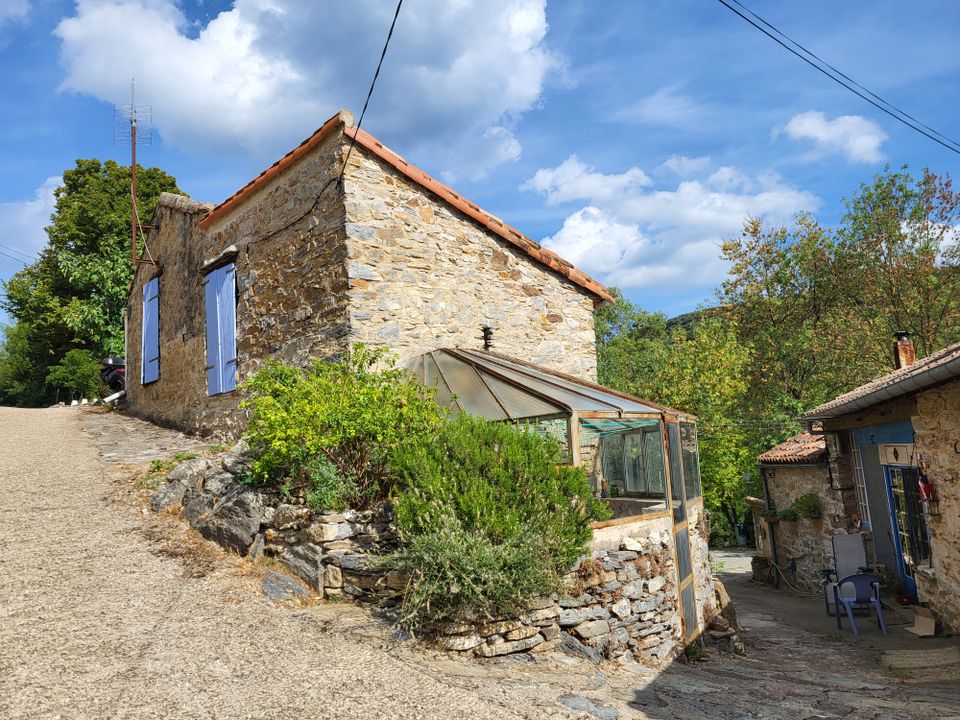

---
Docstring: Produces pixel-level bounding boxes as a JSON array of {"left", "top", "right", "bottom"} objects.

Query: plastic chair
[
  {"left": 834, "top": 573, "right": 886, "bottom": 636},
  {"left": 821, "top": 533, "right": 867, "bottom": 616}
]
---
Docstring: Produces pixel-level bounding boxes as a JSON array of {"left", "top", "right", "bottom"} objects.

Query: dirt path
[
  {"left": 0, "top": 407, "right": 564, "bottom": 720},
  {"left": 3, "top": 406, "right": 959, "bottom": 720}
]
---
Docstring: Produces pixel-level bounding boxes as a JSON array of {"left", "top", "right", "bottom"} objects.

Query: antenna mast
[{"left": 114, "top": 79, "right": 153, "bottom": 265}]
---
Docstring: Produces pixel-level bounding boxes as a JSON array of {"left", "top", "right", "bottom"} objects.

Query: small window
[
  {"left": 141, "top": 276, "right": 160, "bottom": 384},
  {"left": 204, "top": 263, "right": 237, "bottom": 396}
]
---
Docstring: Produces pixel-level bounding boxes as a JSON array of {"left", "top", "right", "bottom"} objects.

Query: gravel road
[{"left": 0, "top": 407, "right": 565, "bottom": 720}]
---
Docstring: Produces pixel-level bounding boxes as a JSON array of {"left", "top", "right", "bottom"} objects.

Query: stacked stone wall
[
  {"left": 753, "top": 463, "right": 854, "bottom": 593},
  {"left": 912, "top": 379, "right": 960, "bottom": 631},
  {"left": 150, "top": 445, "right": 711, "bottom": 665},
  {"left": 342, "top": 146, "right": 599, "bottom": 380}
]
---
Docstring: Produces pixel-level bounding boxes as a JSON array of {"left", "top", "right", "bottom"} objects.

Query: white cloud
[
  {"left": 0, "top": 176, "right": 59, "bottom": 269},
  {"left": 55, "top": 0, "right": 558, "bottom": 180},
  {"left": 0, "top": 0, "right": 29, "bottom": 25},
  {"left": 657, "top": 155, "right": 710, "bottom": 176},
  {"left": 781, "top": 110, "right": 887, "bottom": 163},
  {"left": 522, "top": 155, "right": 651, "bottom": 206},
  {"left": 613, "top": 85, "right": 705, "bottom": 127},
  {"left": 528, "top": 159, "right": 819, "bottom": 292}
]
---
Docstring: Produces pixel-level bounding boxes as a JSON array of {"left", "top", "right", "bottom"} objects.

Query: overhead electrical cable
[
  {"left": 0, "top": 242, "right": 38, "bottom": 261},
  {"left": 0, "top": 248, "right": 29, "bottom": 266},
  {"left": 715, "top": 0, "right": 960, "bottom": 157},
  {"left": 338, "top": 0, "right": 405, "bottom": 186}
]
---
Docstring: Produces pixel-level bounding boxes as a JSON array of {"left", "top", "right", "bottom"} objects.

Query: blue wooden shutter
[
  {"left": 203, "top": 263, "right": 237, "bottom": 396},
  {"left": 219, "top": 263, "right": 237, "bottom": 393},
  {"left": 204, "top": 268, "right": 222, "bottom": 395},
  {"left": 141, "top": 277, "right": 160, "bottom": 384}
]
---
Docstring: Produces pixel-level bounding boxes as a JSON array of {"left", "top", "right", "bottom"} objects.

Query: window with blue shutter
[
  {"left": 204, "top": 263, "right": 237, "bottom": 396},
  {"left": 141, "top": 276, "right": 160, "bottom": 384}
]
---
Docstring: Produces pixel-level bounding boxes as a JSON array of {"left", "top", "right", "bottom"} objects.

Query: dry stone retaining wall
[{"left": 151, "top": 445, "right": 689, "bottom": 664}]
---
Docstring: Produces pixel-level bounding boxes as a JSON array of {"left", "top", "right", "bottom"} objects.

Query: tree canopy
[{"left": 0, "top": 159, "right": 180, "bottom": 406}]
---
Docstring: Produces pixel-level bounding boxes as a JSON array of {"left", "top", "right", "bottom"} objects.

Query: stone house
[
  {"left": 750, "top": 431, "right": 860, "bottom": 593},
  {"left": 125, "top": 109, "right": 717, "bottom": 652},
  {"left": 767, "top": 334, "right": 960, "bottom": 631},
  {"left": 126, "top": 109, "right": 611, "bottom": 438}
]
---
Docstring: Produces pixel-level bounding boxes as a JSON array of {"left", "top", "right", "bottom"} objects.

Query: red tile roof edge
[
  {"left": 757, "top": 431, "right": 827, "bottom": 465},
  {"left": 197, "top": 110, "right": 615, "bottom": 306}
]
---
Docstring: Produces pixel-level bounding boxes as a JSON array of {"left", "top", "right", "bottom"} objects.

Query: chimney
[{"left": 893, "top": 331, "right": 916, "bottom": 369}]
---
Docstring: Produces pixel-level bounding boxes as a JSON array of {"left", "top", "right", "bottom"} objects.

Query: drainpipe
[{"left": 761, "top": 467, "right": 781, "bottom": 588}]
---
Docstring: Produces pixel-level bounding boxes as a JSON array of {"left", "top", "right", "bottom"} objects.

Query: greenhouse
[{"left": 410, "top": 348, "right": 703, "bottom": 522}]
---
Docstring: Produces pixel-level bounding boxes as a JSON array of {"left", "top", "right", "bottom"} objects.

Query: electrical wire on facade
[{"left": 716, "top": 0, "right": 960, "bottom": 157}]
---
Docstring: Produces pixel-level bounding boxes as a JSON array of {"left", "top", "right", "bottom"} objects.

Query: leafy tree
[
  {"left": 0, "top": 159, "right": 180, "bottom": 405},
  {"left": 45, "top": 349, "right": 102, "bottom": 401}
]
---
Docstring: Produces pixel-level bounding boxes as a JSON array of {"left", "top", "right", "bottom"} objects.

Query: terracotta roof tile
[
  {"left": 757, "top": 431, "right": 827, "bottom": 464},
  {"left": 199, "top": 111, "right": 615, "bottom": 306}
]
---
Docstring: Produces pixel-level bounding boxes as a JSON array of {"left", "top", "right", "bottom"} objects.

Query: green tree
[
  {"left": 0, "top": 159, "right": 180, "bottom": 405},
  {"left": 45, "top": 349, "right": 102, "bottom": 401}
]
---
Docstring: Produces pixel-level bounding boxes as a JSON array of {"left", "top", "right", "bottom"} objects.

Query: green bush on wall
[
  {"left": 384, "top": 414, "right": 609, "bottom": 625},
  {"left": 791, "top": 492, "right": 821, "bottom": 519}
]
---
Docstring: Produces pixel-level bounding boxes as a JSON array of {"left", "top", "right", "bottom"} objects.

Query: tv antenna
[{"left": 114, "top": 78, "right": 154, "bottom": 265}]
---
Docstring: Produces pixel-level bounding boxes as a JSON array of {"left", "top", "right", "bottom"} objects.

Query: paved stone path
[{"left": 2, "top": 406, "right": 959, "bottom": 719}]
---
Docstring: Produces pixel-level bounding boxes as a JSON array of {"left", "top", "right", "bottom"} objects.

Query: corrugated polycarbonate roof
[{"left": 410, "top": 348, "right": 666, "bottom": 421}]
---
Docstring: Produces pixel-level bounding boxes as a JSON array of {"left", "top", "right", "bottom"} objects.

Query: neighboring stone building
[
  {"left": 751, "top": 431, "right": 859, "bottom": 593},
  {"left": 125, "top": 109, "right": 611, "bottom": 437},
  {"left": 793, "top": 335, "right": 960, "bottom": 631}
]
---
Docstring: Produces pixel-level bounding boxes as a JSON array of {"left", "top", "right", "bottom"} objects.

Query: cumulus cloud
[
  {"left": 0, "top": 176, "right": 59, "bottom": 270},
  {"left": 522, "top": 155, "right": 651, "bottom": 205},
  {"left": 527, "top": 158, "right": 818, "bottom": 293},
  {"left": 55, "top": 0, "right": 558, "bottom": 179},
  {"left": 781, "top": 110, "right": 887, "bottom": 163}
]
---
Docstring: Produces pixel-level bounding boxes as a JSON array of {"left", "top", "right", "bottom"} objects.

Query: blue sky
[{"left": 1, "top": 0, "right": 959, "bottom": 321}]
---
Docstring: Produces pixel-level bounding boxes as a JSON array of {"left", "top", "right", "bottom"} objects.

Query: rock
[
  {"left": 559, "top": 606, "right": 609, "bottom": 627},
  {"left": 248, "top": 533, "right": 265, "bottom": 561},
  {"left": 181, "top": 494, "right": 213, "bottom": 527},
  {"left": 505, "top": 625, "right": 541, "bottom": 642},
  {"left": 629, "top": 688, "right": 667, "bottom": 709},
  {"left": 527, "top": 596, "right": 555, "bottom": 610},
  {"left": 574, "top": 620, "right": 610, "bottom": 639},
  {"left": 645, "top": 576, "right": 665, "bottom": 594},
  {"left": 273, "top": 503, "right": 312, "bottom": 530},
  {"left": 560, "top": 633, "right": 604, "bottom": 664},
  {"left": 305, "top": 522, "right": 358, "bottom": 543},
  {"left": 221, "top": 440, "right": 251, "bottom": 474},
  {"left": 710, "top": 616, "right": 730, "bottom": 632},
  {"left": 611, "top": 599, "right": 632, "bottom": 619},
  {"left": 541, "top": 624, "right": 561, "bottom": 641},
  {"left": 203, "top": 470, "right": 235, "bottom": 496},
  {"left": 262, "top": 570, "right": 312, "bottom": 601},
  {"left": 339, "top": 554, "right": 369, "bottom": 571},
  {"left": 559, "top": 695, "right": 618, "bottom": 720},
  {"left": 558, "top": 594, "right": 590, "bottom": 608},
  {"left": 477, "top": 620, "right": 521, "bottom": 637},
  {"left": 620, "top": 537, "right": 643, "bottom": 552},
  {"left": 280, "top": 544, "right": 325, "bottom": 590},
  {"left": 474, "top": 633, "right": 543, "bottom": 657},
  {"left": 324, "top": 563, "right": 343, "bottom": 588},
  {"left": 524, "top": 605, "right": 560, "bottom": 625},
  {"left": 150, "top": 480, "right": 186, "bottom": 512},
  {"left": 442, "top": 634, "right": 484, "bottom": 651},
  {"left": 198, "top": 491, "right": 264, "bottom": 554},
  {"left": 167, "top": 457, "right": 212, "bottom": 487}
]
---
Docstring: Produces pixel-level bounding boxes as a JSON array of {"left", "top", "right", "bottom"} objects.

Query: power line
[
  {"left": 715, "top": 0, "right": 960, "bottom": 157},
  {"left": 0, "top": 243, "right": 38, "bottom": 262},
  {"left": 0, "top": 248, "right": 29, "bottom": 266},
  {"left": 338, "top": 0, "right": 404, "bottom": 186}
]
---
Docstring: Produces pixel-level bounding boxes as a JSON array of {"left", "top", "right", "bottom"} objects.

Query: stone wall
[
  {"left": 911, "top": 378, "right": 960, "bottom": 631},
  {"left": 342, "top": 145, "right": 598, "bottom": 380},
  {"left": 126, "top": 128, "right": 350, "bottom": 437},
  {"left": 753, "top": 463, "right": 855, "bottom": 593},
  {"left": 150, "top": 445, "right": 716, "bottom": 665}
]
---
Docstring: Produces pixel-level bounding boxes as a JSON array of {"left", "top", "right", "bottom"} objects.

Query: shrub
[
  {"left": 384, "top": 414, "right": 608, "bottom": 625},
  {"left": 792, "top": 492, "right": 821, "bottom": 519},
  {"left": 777, "top": 507, "right": 799, "bottom": 521},
  {"left": 240, "top": 345, "right": 445, "bottom": 508},
  {"left": 45, "top": 349, "right": 102, "bottom": 400}
]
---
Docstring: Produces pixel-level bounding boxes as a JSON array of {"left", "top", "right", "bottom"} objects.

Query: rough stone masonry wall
[
  {"left": 342, "top": 145, "right": 599, "bottom": 380},
  {"left": 151, "top": 447, "right": 695, "bottom": 665},
  {"left": 754, "top": 463, "right": 854, "bottom": 593},
  {"left": 126, "top": 130, "right": 351, "bottom": 437},
  {"left": 912, "top": 378, "right": 960, "bottom": 631}
]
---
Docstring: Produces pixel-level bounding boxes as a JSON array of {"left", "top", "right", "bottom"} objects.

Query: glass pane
[
  {"left": 680, "top": 421, "right": 702, "bottom": 500},
  {"left": 681, "top": 582, "right": 697, "bottom": 641},
  {"left": 675, "top": 527, "right": 692, "bottom": 579},
  {"left": 624, "top": 433, "right": 645, "bottom": 493},
  {"left": 667, "top": 422, "right": 685, "bottom": 523},
  {"left": 642, "top": 428, "right": 666, "bottom": 496},
  {"left": 602, "top": 434, "right": 625, "bottom": 495}
]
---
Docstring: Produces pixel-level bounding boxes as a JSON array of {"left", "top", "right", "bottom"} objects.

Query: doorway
[{"left": 885, "top": 466, "right": 931, "bottom": 600}]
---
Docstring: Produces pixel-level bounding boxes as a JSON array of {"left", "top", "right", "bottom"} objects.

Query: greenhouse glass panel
[
  {"left": 624, "top": 433, "right": 645, "bottom": 493},
  {"left": 602, "top": 433, "right": 625, "bottom": 493},
  {"left": 642, "top": 428, "right": 666, "bottom": 496},
  {"left": 667, "top": 422, "right": 685, "bottom": 523},
  {"left": 681, "top": 421, "right": 702, "bottom": 500}
]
